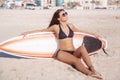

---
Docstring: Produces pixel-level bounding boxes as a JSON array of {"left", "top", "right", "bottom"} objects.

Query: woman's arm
[
  {"left": 21, "top": 25, "right": 55, "bottom": 36},
  {"left": 70, "top": 23, "right": 101, "bottom": 38}
]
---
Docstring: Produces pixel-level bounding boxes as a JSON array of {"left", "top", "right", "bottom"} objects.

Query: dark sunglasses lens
[
  {"left": 62, "top": 12, "right": 68, "bottom": 17},
  {"left": 65, "top": 12, "right": 68, "bottom": 15},
  {"left": 62, "top": 13, "right": 65, "bottom": 16}
]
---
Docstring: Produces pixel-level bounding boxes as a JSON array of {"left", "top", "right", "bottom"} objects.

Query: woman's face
[{"left": 58, "top": 11, "right": 68, "bottom": 22}]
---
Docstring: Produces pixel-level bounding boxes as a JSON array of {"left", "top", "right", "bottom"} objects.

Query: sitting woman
[{"left": 22, "top": 9, "right": 103, "bottom": 79}]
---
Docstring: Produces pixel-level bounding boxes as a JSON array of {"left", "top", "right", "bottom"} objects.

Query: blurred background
[{"left": 0, "top": 0, "right": 120, "bottom": 10}]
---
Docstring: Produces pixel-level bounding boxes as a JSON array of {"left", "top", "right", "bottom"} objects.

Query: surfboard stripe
[{"left": 0, "top": 47, "right": 54, "bottom": 58}]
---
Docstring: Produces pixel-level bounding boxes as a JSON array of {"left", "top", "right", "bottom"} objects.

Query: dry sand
[{"left": 0, "top": 9, "right": 120, "bottom": 80}]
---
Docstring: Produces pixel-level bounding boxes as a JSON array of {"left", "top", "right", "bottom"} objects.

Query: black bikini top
[{"left": 59, "top": 24, "right": 74, "bottom": 39}]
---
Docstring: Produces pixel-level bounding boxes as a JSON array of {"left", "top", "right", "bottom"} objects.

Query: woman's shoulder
[
  {"left": 50, "top": 24, "right": 59, "bottom": 28},
  {"left": 48, "top": 24, "right": 59, "bottom": 29},
  {"left": 53, "top": 24, "right": 59, "bottom": 27},
  {"left": 48, "top": 24, "right": 59, "bottom": 32},
  {"left": 52, "top": 25, "right": 59, "bottom": 30}
]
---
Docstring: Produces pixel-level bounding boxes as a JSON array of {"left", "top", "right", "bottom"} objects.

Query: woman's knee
[
  {"left": 75, "top": 45, "right": 83, "bottom": 53},
  {"left": 79, "top": 45, "right": 85, "bottom": 49},
  {"left": 78, "top": 45, "right": 87, "bottom": 52}
]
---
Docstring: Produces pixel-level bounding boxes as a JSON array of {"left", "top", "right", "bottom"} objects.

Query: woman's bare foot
[
  {"left": 88, "top": 66, "right": 103, "bottom": 80},
  {"left": 88, "top": 73, "right": 103, "bottom": 80}
]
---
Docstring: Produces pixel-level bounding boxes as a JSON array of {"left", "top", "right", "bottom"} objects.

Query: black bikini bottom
[
  {"left": 62, "top": 50, "right": 74, "bottom": 54},
  {"left": 55, "top": 49, "right": 74, "bottom": 58}
]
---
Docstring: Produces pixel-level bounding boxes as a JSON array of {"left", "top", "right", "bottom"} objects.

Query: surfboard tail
[{"left": 101, "top": 38, "right": 108, "bottom": 55}]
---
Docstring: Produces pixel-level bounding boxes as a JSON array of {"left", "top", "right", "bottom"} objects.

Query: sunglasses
[{"left": 62, "top": 12, "right": 68, "bottom": 17}]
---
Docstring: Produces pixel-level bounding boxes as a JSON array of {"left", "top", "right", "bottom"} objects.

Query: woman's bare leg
[
  {"left": 56, "top": 50, "right": 103, "bottom": 79},
  {"left": 73, "top": 45, "right": 103, "bottom": 79},
  {"left": 73, "top": 45, "right": 93, "bottom": 69},
  {"left": 56, "top": 51, "right": 92, "bottom": 75}
]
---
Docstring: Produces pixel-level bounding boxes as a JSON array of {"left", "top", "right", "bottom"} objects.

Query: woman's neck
[{"left": 60, "top": 21, "right": 67, "bottom": 27}]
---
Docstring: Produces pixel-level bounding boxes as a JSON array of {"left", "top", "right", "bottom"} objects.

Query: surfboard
[{"left": 0, "top": 32, "right": 107, "bottom": 58}]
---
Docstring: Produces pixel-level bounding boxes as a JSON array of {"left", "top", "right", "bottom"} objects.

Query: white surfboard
[{"left": 0, "top": 32, "right": 107, "bottom": 58}]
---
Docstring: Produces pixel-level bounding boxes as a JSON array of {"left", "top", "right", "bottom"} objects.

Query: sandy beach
[{"left": 0, "top": 9, "right": 120, "bottom": 80}]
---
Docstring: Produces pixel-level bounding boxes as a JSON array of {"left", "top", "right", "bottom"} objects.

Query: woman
[{"left": 22, "top": 9, "right": 103, "bottom": 79}]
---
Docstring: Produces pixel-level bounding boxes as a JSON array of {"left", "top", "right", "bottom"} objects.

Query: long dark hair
[{"left": 48, "top": 9, "right": 65, "bottom": 28}]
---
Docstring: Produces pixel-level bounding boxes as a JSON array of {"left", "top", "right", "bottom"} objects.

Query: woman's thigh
[{"left": 57, "top": 51, "right": 79, "bottom": 65}]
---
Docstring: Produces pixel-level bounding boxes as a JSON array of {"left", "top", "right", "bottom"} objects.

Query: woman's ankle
[
  {"left": 87, "top": 71, "right": 93, "bottom": 76},
  {"left": 88, "top": 66, "right": 96, "bottom": 73},
  {"left": 88, "top": 66, "right": 94, "bottom": 69}
]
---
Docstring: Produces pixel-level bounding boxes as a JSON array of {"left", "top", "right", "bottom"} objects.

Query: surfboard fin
[{"left": 103, "top": 48, "right": 108, "bottom": 56}]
